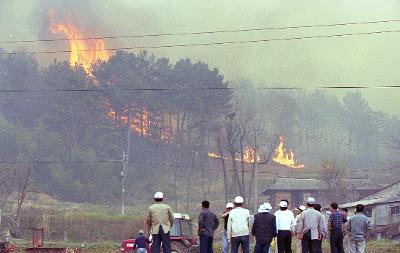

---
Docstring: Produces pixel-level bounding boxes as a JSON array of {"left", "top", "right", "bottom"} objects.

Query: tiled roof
[{"left": 341, "top": 180, "right": 400, "bottom": 208}]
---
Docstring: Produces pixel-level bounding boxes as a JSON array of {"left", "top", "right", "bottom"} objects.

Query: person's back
[
  {"left": 146, "top": 192, "right": 174, "bottom": 253},
  {"left": 199, "top": 208, "right": 219, "bottom": 237},
  {"left": 227, "top": 196, "right": 251, "bottom": 253},
  {"left": 135, "top": 235, "right": 148, "bottom": 249},
  {"left": 253, "top": 212, "right": 277, "bottom": 243},
  {"left": 348, "top": 213, "right": 370, "bottom": 242},
  {"left": 147, "top": 202, "right": 174, "bottom": 232},
  {"left": 134, "top": 231, "right": 149, "bottom": 253},
  {"left": 229, "top": 207, "right": 250, "bottom": 237},
  {"left": 347, "top": 204, "right": 371, "bottom": 253},
  {"left": 300, "top": 208, "right": 323, "bottom": 236},
  {"left": 198, "top": 200, "right": 219, "bottom": 253}
]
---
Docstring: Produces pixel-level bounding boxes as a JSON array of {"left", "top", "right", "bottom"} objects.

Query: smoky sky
[{"left": 1, "top": 0, "right": 400, "bottom": 115}]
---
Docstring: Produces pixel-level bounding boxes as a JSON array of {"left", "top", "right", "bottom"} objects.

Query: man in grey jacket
[
  {"left": 347, "top": 204, "right": 372, "bottom": 253},
  {"left": 296, "top": 197, "right": 327, "bottom": 253},
  {"left": 198, "top": 200, "right": 220, "bottom": 253}
]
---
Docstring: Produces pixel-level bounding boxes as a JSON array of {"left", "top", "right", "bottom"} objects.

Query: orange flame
[
  {"left": 272, "top": 135, "right": 304, "bottom": 169},
  {"left": 107, "top": 107, "right": 151, "bottom": 136},
  {"left": 48, "top": 10, "right": 109, "bottom": 74},
  {"left": 208, "top": 146, "right": 260, "bottom": 163}
]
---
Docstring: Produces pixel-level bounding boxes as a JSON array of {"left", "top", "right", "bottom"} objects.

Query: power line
[
  {"left": 1, "top": 84, "right": 400, "bottom": 93},
  {"left": 2, "top": 19, "right": 400, "bottom": 44},
  {"left": 2, "top": 29, "right": 400, "bottom": 55}
]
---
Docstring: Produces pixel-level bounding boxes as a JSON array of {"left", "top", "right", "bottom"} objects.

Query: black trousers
[
  {"left": 152, "top": 226, "right": 171, "bottom": 253},
  {"left": 277, "top": 230, "right": 292, "bottom": 253},
  {"left": 330, "top": 228, "right": 344, "bottom": 253},
  {"left": 301, "top": 230, "right": 320, "bottom": 253}
]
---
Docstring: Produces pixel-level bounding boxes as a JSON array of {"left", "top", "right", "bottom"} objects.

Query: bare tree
[
  {"left": 320, "top": 160, "right": 349, "bottom": 205},
  {"left": 0, "top": 168, "right": 16, "bottom": 226},
  {"left": 15, "top": 165, "right": 32, "bottom": 226}
]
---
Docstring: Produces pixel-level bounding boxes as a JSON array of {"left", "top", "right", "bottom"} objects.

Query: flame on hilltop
[
  {"left": 107, "top": 107, "right": 151, "bottom": 137},
  {"left": 48, "top": 10, "right": 110, "bottom": 74},
  {"left": 208, "top": 146, "right": 260, "bottom": 164},
  {"left": 272, "top": 135, "right": 304, "bottom": 169}
]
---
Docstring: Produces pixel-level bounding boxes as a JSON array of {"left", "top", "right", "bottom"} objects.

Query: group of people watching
[{"left": 140, "top": 191, "right": 372, "bottom": 253}]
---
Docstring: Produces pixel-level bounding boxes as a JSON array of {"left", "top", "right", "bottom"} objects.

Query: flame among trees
[{"left": 272, "top": 135, "right": 304, "bottom": 168}]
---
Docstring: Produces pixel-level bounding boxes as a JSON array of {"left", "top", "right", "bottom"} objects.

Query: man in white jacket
[
  {"left": 227, "top": 196, "right": 251, "bottom": 253},
  {"left": 274, "top": 200, "right": 296, "bottom": 253}
]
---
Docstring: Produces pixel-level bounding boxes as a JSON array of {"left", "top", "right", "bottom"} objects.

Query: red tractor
[{"left": 121, "top": 213, "right": 199, "bottom": 253}]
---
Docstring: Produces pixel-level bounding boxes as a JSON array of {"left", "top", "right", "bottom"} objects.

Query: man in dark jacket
[
  {"left": 198, "top": 200, "right": 220, "bottom": 253},
  {"left": 252, "top": 203, "right": 277, "bottom": 253},
  {"left": 134, "top": 230, "right": 149, "bottom": 253}
]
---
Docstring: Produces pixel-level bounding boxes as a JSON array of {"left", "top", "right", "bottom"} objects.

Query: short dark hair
[
  {"left": 235, "top": 203, "right": 243, "bottom": 207},
  {"left": 202, "top": 200, "right": 210, "bottom": 208},
  {"left": 356, "top": 204, "right": 364, "bottom": 213},
  {"left": 280, "top": 207, "right": 288, "bottom": 211},
  {"left": 155, "top": 198, "right": 163, "bottom": 202},
  {"left": 314, "top": 204, "right": 322, "bottom": 212},
  {"left": 307, "top": 202, "right": 315, "bottom": 208},
  {"left": 341, "top": 207, "right": 348, "bottom": 213},
  {"left": 331, "top": 203, "right": 339, "bottom": 210}
]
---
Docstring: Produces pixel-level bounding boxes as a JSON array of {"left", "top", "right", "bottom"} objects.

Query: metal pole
[
  {"left": 121, "top": 152, "right": 127, "bottom": 216},
  {"left": 121, "top": 108, "right": 133, "bottom": 216},
  {"left": 254, "top": 129, "right": 258, "bottom": 213}
]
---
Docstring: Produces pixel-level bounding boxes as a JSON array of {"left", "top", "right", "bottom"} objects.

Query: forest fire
[
  {"left": 208, "top": 146, "right": 260, "bottom": 163},
  {"left": 48, "top": 10, "right": 110, "bottom": 74},
  {"left": 106, "top": 107, "right": 151, "bottom": 137},
  {"left": 272, "top": 135, "right": 304, "bottom": 169}
]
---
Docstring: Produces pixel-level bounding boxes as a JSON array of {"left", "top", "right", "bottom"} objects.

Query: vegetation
[{"left": 0, "top": 51, "right": 399, "bottom": 208}]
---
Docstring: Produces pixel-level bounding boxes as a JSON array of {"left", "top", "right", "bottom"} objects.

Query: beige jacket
[{"left": 146, "top": 203, "right": 174, "bottom": 234}]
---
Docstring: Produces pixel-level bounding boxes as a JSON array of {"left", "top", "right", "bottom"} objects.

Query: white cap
[
  {"left": 154, "top": 192, "right": 164, "bottom": 199},
  {"left": 234, "top": 196, "right": 244, "bottom": 204},
  {"left": 263, "top": 202, "right": 272, "bottom": 211},
  {"left": 307, "top": 197, "right": 316, "bottom": 205},
  {"left": 299, "top": 205, "right": 306, "bottom": 211},
  {"left": 279, "top": 201, "right": 288, "bottom": 208},
  {"left": 258, "top": 202, "right": 272, "bottom": 213},
  {"left": 226, "top": 202, "right": 234, "bottom": 208}
]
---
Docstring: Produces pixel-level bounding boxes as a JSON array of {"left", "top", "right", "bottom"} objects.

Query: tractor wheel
[{"left": 171, "top": 241, "right": 189, "bottom": 253}]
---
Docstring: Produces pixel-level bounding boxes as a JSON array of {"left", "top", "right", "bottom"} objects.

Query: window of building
[{"left": 391, "top": 206, "right": 400, "bottom": 215}]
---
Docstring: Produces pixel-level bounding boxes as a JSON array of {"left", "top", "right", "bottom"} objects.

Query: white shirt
[
  {"left": 274, "top": 209, "right": 296, "bottom": 232},
  {"left": 227, "top": 207, "right": 250, "bottom": 238}
]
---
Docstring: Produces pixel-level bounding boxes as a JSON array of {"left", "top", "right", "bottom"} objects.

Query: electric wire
[
  {"left": 2, "top": 29, "right": 400, "bottom": 55},
  {"left": 2, "top": 84, "right": 400, "bottom": 93},
  {"left": 1, "top": 18, "right": 400, "bottom": 44}
]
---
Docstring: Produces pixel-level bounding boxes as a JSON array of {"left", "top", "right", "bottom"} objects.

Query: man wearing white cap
[
  {"left": 227, "top": 196, "right": 251, "bottom": 253},
  {"left": 221, "top": 202, "right": 234, "bottom": 253},
  {"left": 296, "top": 197, "right": 326, "bottom": 253},
  {"left": 252, "top": 203, "right": 277, "bottom": 253},
  {"left": 146, "top": 192, "right": 174, "bottom": 253},
  {"left": 274, "top": 200, "right": 295, "bottom": 253}
]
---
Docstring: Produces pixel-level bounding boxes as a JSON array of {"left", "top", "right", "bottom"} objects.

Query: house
[
  {"left": 262, "top": 177, "right": 383, "bottom": 209},
  {"left": 341, "top": 180, "right": 400, "bottom": 239}
]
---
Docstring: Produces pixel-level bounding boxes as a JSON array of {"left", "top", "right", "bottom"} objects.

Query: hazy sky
[{"left": 1, "top": 0, "right": 400, "bottom": 115}]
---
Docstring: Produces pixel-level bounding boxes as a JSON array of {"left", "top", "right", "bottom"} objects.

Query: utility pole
[
  {"left": 121, "top": 108, "right": 133, "bottom": 216},
  {"left": 254, "top": 128, "right": 258, "bottom": 213},
  {"left": 121, "top": 152, "right": 127, "bottom": 216}
]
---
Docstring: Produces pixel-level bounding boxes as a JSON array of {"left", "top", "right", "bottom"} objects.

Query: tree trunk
[
  {"left": 16, "top": 166, "right": 32, "bottom": 226},
  {"left": 239, "top": 135, "right": 246, "bottom": 200},
  {"left": 217, "top": 136, "right": 228, "bottom": 203},
  {"left": 186, "top": 150, "right": 195, "bottom": 212}
]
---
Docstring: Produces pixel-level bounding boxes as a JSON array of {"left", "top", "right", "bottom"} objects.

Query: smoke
[{"left": 1, "top": 0, "right": 400, "bottom": 114}]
